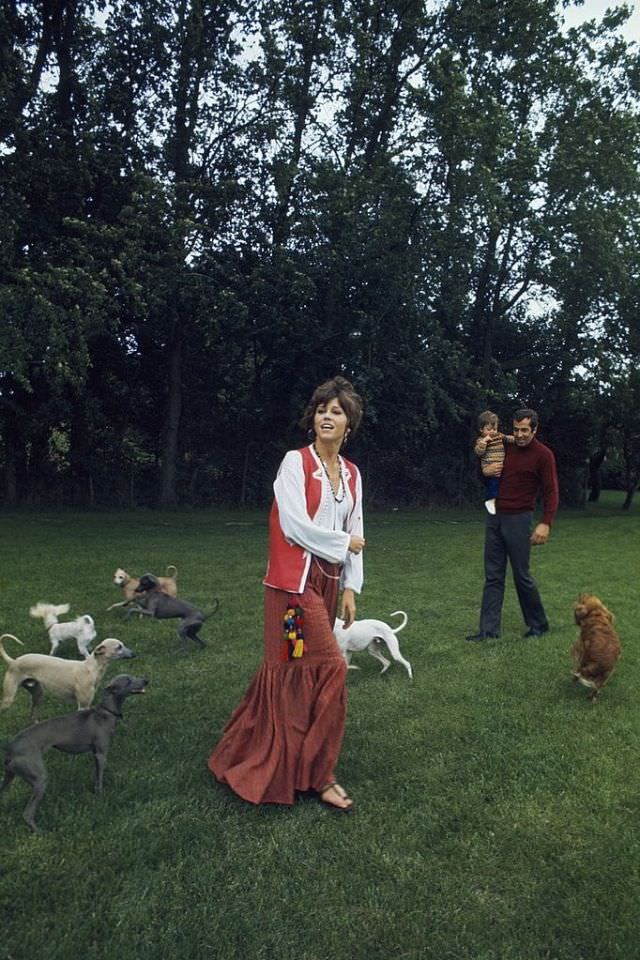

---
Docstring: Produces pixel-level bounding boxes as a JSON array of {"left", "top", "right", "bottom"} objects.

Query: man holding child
[{"left": 467, "top": 408, "right": 559, "bottom": 642}]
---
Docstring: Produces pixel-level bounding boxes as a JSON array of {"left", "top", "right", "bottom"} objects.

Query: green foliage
[{"left": 1, "top": 0, "right": 639, "bottom": 506}]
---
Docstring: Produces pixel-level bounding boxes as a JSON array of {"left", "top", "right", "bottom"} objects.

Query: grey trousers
[{"left": 479, "top": 512, "right": 549, "bottom": 635}]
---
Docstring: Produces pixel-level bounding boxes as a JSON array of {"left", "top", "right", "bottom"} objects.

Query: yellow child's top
[{"left": 474, "top": 434, "right": 508, "bottom": 476}]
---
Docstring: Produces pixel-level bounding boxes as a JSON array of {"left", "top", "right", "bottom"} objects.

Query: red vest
[{"left": 263, "top": 445, "right": 358, "bottom": 594}]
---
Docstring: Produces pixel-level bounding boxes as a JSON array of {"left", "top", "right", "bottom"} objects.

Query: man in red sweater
[{"left": 466, "top": 408, "right": 559, "bottom": 642}]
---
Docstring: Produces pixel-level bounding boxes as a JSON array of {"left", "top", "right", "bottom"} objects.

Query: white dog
[
  {"left": 30, "top": 602, "right": 97, "bottom": 658},
  {"left": 333, "top": 611, "right": 413, "bottom": 679},
  {"left": 0, "top": 633, "right": 135, "bottom": 719}
]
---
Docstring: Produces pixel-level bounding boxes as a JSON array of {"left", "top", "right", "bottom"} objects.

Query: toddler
[{"left": 474, "top": 410, "right": 514, "bottom": 514}]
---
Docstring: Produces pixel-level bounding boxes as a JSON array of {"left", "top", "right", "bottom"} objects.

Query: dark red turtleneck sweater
[{"left": 496, "top": 437, "right": 559, "bottom": 525}]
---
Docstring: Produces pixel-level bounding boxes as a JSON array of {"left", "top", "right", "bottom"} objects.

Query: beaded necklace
[{"left": 313, "top": 443, "right": 346, "bottom": 503}]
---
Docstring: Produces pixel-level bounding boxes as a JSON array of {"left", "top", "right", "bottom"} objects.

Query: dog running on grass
[
  {"left": 1, "top": 674, "right": 148, "bottom": 833},
  {"left": 571, "top": 593, "right": 621, "bottom": 700},
  {"left": 128, "top": 573, "right": 220, "bottom": 649},
  {"left": 107, "top": 565, "right": 178, "bottom": 611},
  {"left": 30, "top": 602, "right": 97, "bottom": 658},
  {"left": 333, "top": 611, "right": 413, "bottom": 679}
]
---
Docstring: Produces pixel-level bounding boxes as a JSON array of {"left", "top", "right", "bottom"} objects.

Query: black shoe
[
  {"left": 465, "top": 631, "right": 499, "bottom": 642},
  {"left": 523, "top": 626, "right": 549, "bottom": 638}
]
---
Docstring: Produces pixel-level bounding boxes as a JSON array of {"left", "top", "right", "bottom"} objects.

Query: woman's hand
[
  {"left": 340, "top": 588, "right": 357, "bottom": 628},
  {"left": 349, "top": 534, "right": 365, "bottom": 554}
]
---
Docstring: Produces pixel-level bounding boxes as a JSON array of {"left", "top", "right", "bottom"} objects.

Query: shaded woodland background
[{"left": 1, "top": 0, "right": 639, "bottom": 509}]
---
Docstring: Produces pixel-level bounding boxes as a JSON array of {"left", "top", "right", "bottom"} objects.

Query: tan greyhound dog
[{"left": 0, "top": 634, "right": 136, "bottom": 720}]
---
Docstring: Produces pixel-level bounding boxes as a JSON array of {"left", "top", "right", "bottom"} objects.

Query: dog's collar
[{"left": 100, "top": 705, "right": 123, "bottom": 720}]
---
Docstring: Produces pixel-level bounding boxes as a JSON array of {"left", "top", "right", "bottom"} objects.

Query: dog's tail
[
  {"left": 390, "top": 611, "right": 408, "bottom": 634},
  {"left": 203, "top": 599, "right": 221, "bottom": 622},
  {"left": 166, "top": 564, "right": 178, "bottom": 579},
  {"left": 29, "top": 602, "right": 51, "bottom": 620},
  {"left": 0, "top": 634, "right": 23, "bottom": 664},
  {"left": 30, "top": 602, "right": 70, "bottom": 620}
]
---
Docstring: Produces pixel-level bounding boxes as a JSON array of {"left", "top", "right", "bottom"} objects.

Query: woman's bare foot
[{"left": 319, "top": 782, "right": 354, "bottom": 812}]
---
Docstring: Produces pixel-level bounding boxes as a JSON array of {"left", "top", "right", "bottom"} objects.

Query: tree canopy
[{"left": 1, "top": 0, "right": 639, "bottom": 508}]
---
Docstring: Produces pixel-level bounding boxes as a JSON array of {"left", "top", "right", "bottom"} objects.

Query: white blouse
[{"left": 272, "top": 446, "right": 364, "bottom": 593}]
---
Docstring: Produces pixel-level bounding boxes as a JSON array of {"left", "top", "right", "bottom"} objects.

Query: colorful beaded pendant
[{"left": 282, "top": 605, "right": 304, "bottom": 661}]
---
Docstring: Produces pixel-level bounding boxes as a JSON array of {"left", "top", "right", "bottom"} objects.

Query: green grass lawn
[{"left": 0, "top": 493, "right": 638, "bottom": 960}]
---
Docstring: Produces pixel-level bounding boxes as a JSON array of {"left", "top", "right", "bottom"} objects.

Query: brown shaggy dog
[{"left": 571, "top": 593, "right": 621, "bottom": 700}]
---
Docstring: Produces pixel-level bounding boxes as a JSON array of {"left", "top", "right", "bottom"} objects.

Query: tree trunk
[
  {"left": 159, "top": 324, "right": 182, "bottom": 508},
  {"left": 69, "top": 400, "right": 92, "bottom": 506},
  {"left": 129, "top": 465, "right": 135, "bottom": 508},
  {"left": 622, "top": 483, "right": 637, "bottom": 510},
  {"left": 240, "top": 440, "right": 257, "bottom": 507},
  {"left": 272, "top": 1, "right": 323, "bottom": 247},
  {"left": 0, "top": 0, "right": 57, "bottom": 140},
  {"left": 157, "top": 0, "right": 207, "bottom": 507},
  {"left": 474, "top": 225, "right": 499, "bottom": 388},
  {"left": 3, "top": 427, "right": 18, "bottom": 506},
  {"left": 621, "top": 434, "right": 638, "bottom": 511},
  {"left": 588, "top": 448, "right": 607, "bottom": 502}
]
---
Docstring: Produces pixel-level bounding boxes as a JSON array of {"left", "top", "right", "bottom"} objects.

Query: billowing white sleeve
[
  {"left": 341, "top": 466, "right": 364, "bottom": 594},
  {"left": 273, "top": 451, "right": 351, "bottom": 564}
]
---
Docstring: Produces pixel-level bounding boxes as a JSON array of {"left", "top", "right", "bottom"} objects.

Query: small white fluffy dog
[
  {"left": 30, "top": 603, "right": 97, "bottom": 658},
  {"left": 333, "top": 611, "right": 413, "bottom": 679}
]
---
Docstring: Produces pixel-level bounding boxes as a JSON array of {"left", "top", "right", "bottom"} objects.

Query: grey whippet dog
[
  {"left": 1, "top": 674, "right": 148, "bottom": 833},
  {"left": 128, "top": 573, "right": 219, "bottom": 648}
]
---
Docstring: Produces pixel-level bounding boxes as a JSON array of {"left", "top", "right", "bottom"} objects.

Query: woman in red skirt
[{"left": 208, "top": 377, "right": 365, "bottom": 812}]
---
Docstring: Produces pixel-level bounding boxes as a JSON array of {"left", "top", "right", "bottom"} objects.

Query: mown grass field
[{"left": 0, "top": 493, "right": 638, "bottom": 960}]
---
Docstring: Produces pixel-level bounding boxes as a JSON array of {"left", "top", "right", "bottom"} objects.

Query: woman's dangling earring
[
  {"left": 307, "top": 428, "right": 315, "bottom": 441},
  {"left": 342, "top": 429, "right": 350, "bottom": 448}
]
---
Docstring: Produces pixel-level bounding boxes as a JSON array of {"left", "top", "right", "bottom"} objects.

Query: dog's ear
[
  {"left": 573, "top": 600, "right": 588, "bottom": 623},
  {"left": 583, "top": 594, "right": 611, "bottom": 619},
  {"left": 584, "top": 594, "right": 614, "bottom": 622},
  {"left": 599, "top": 602, "right": 614, "bottom": 623},
  {"left": 574, "top": 594, "right": 614, "bottom": 624},
  {"left": 575, "top": 593, "right": 599, "bottom": 619}
]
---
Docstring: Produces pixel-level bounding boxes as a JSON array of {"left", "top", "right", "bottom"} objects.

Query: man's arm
[
  {"left": 540, "top": 447, "right": 559, "bottom": 526},
  {"left": 531, "top": 447, "right": 559, "bottom": 544}
]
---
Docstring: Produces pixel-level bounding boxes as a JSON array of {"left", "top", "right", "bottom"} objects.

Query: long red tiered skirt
[{"left": 208, "top": 559, "right": 347, "bottom": 804}]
